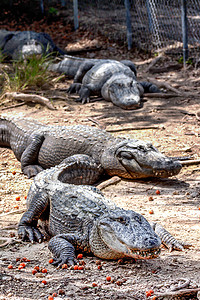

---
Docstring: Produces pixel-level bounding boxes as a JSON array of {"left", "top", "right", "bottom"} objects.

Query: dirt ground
[{"left": 0, "top": 43, "right": 200, "bottom": 299}]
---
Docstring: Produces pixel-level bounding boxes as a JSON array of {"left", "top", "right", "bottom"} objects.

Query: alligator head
[
  {"left": 101, "top": 73, "right": 144, "bottom": 110},
  {"left": 90, "top": 209, "right": 161, "bottom": 259},
  {"left": 101, "top": 139, "right": 182, "bottom": 179},
  {"left": 19, "top": 40, "right": 43, "bottom": 59}
]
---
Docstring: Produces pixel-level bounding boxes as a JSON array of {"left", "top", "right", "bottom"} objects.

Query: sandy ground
[{"left": 0, "top": 54, "right": 200, "bottom": 300}]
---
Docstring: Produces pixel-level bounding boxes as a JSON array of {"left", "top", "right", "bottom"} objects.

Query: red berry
[
  {"left": 19, "top": 263, "right": 26, "bottom": 268},
  {"left": 42, "top": 280, "right": 47, "bottom": 285},
  {"left": 106, "top": 276, "right": 111, "bottom": 281},
  {"left": 16, "top": 196, "right": 20, "bottom": 201},
  {"left": 74, "top": 265, "right": 79, "bottom": 270},
  {"left": 92, "top": 282, "right": 98, "bottom": 287},
  {"left": 49, "top": 258, "right": 54, "bottom": 264},
  {"left": 149, "top": 209, "right": 154, "bottom": 214},
  {"left": 32, "top": 269, "right": 37, "bottom": 275},
  {"left": 34, "top": 265, "right": 40, "bottom": 271},
  {"left": 156, "top": 190, "right": 160, "bottom": 195},
  {"left": 41, "top": 268, "right": 47, "bottom": 273},
  {"left": 8, "top": 265, "right": 13, "bottom": 269},
  {"left": 78, "top": 266, "right": 84, "bottom": 270},
  {"left": 52, "top": 293, "right": 57, "bottom": 297},
  {"left": 77, "top": 253, "right": 83, "bottom": 259},
  {"left": 98, "top": 265, "right": 102, "bottom": 270},
  {"left": 146, "top": 290, "right": 154, "bottom": 297},
  {"left": 62, "top": 264, "right": 68, "bottom": 269}
]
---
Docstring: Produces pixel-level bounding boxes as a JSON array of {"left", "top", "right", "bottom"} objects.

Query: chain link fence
[
  {"left": 56, "top": 0, "right": 200, "bottom": 62},
  {"left": 2, "top": 1, "right": 200, "bottom": 61}
]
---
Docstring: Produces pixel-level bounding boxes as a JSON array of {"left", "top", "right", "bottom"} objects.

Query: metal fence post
[
  {"left": 40, "top": 0, "right": 44, "bottom": 14},
  {"left": 124, "top": 0, "right": 133, "bottom": 50},
  {"left": 73, "top": 0, "right": 79, "bottom": 31},
  {"left": 146, "top": 0, "right": 153, "bottom": 33},
  {"left": 181, "top": 0, "right": 188, "bottom": 67}
]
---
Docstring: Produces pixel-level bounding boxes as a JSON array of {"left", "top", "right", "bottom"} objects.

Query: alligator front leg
[
  {"left": 18, "top": 189, "right": 49, "bottom": 243},
  {"left": 74, "top": 61, "right": 95, "bottom": 83},
  {"left": 57, "top": 154, "right": 103, "bottom": 185},
  {"left": 67, "top": 83, "right": 82, "bottom": 94},
  {"left": 139, "top": 81, "right": 161, "bottom": 93},
  {"left": 151, "top": 222, "right": 190, "bottom": 252},
  {"left": 67, "top": 84, "right": 91, "bottom": 104},
  {"left": 21, "top": 133, "right": 45, "bottom": 178},
  {"left": 48, "top": 234, "right": 78, "bottom": 267}
]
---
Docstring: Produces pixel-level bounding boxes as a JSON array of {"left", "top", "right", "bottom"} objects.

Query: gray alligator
[
  {"left": 49, "top": 55, "right": 160, "bottom": 110},
  {"left": 0, "top": 115, "right": 182, "bottom": 180},
  {"left": 18, "top": 157, "right": 185, "bottom": 266},
  {"left": 0, "top": 30, "right": 65, "bottom": 60}
]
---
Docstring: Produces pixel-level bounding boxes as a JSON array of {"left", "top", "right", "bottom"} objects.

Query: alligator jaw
[
  {"left": 126, "top": 247, "right": 161, "bottom": 260},
  {"left": 121, "top": 158, "right": 182, "bottom": 179}
]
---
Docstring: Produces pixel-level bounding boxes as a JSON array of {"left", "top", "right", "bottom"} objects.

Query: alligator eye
[
  {"left": 118, "top": 151, "right": 133, "bottom": 159},
  {"left": 137, "top": 145, "right": 146, "bottom": 152},
  {"left": 134, "top": 215, "right": 142, "bottom": 223},
  {"left": 117, "top": 217, "right": 127, "bottom": 224}
]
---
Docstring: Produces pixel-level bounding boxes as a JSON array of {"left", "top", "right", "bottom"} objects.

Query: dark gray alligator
[
  {"left": 49, "top": 55, "right": 160, "bottom": 110},
  {"left": 18, "top": 156, "right": 185, "bottom": 266},
  {"left": 0, "top": 115, "right": 182, "bottom": 180},
  {"left": 0, "top": 30, "right": 65, "bottom": 60}
]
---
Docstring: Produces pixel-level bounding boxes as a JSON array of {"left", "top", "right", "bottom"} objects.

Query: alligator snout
[
  {"left": 153, "top": 159, "right": 182, "bottom": 178},
  {"left": 119, "top": 95, "right": 141, "bottom": 110}
]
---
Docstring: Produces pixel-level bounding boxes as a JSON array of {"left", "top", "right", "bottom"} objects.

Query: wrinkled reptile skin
[
  {"left": 0, "top": 115, "right": 182, "bottom": 180},
  {"left": 18, "top": 158, "right": 185, "bottom": 266}
]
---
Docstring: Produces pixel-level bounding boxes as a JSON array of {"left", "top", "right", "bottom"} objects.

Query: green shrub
[{"left": 3, "top": 54, "right": 52, "bottom": 92}]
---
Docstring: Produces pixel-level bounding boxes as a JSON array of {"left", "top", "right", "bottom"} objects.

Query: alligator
[
  {"left": 18, "top": 157, "right": 185, "bottom": 266},
  {"left": 49, "top": 55, "right": 160, "bottom": 110},
  {"left": 0, "top": 115, "right": 182, "bottom": 180},
  {"left": 0, "top": 30, "right": 65, "bottom": 60}
]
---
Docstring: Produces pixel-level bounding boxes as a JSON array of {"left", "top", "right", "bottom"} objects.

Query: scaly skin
[
  {"left": 0, "top": 115, "right": 182, "bottom": 180},
  {"left": 48, "top": 55, "right": 137, "bottom": 79},
  {"left": 50, "top": 55, "right": 160, "bottom": 109},
  {"left": 18, "top": 157, "right": 186, "bottom": 266},
  {"left": 0, "top": 30, "right": 65, "bottom": 59}
]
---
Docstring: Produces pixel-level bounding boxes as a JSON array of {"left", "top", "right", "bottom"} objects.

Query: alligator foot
[
  {"left": 48, "top": 235, "right": 77, "bottom": 267},
  {"left": 22, "top": 165, "right": 44, "bottom": 178},
  {"left": 18, "top": 225, "right": 43, "bottom": 243},
  {"left": 77, "top": 86, "right": 91, "bottom": 104},
  {"left": 67, "top": 83, "right": 82, "bottom": 94},
  {"left": 151, "top": 222, "right": 190, "bottom": 252}
]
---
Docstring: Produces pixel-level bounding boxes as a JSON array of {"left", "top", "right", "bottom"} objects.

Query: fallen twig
[
  {"left": 170, "top": 279, "right": 191, "bottom": 291},
  {"left": 97, "top": 176, "right": 121, "bottom": 190},
  {"left": 147, "top": 62, "right": 182, "bottom": 74},
  {"left": 1, "top": 102, "right": 26, "bottom": 110},
  {"left": 180, "top": 159, "right": 200, "bottom": 166},
  {"left": 88, "top": 117, "right": 106, "bottom": 129},
  {"left": 153, "top": 287, "right": 200, "bottom": 300},
  {"left": 144, "top": 54, "right": 164, "bottom": 73},
  {"left": 0, "top": 237, "right": 13, "bottom": 248},
  {"left": 0, "top": 209, "right": 26, "bottom": 217},
  {"left": 143, "top": 93, "right": 180, "bottom": 98},
  {"left": 146, "top": 77, "right": 182, "bottom": 94},
  {"left": 106, "top": 125, "right": 161, "bottom": 132},
  {"left": 0, "top": 92, "right": 55, "bottom": 110}
]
